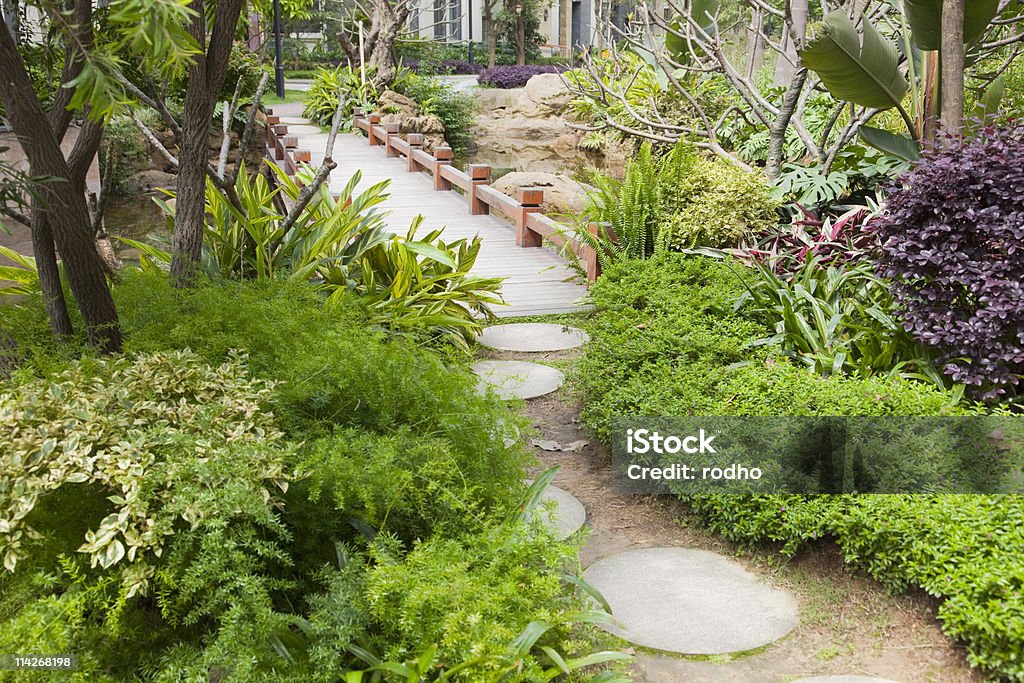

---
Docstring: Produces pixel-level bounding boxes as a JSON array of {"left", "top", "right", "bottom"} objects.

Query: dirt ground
[{"left": 482, "top": 345, "right": 985, "bottom": 683}]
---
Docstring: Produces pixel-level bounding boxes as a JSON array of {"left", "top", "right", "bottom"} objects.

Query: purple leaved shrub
[
  {"left": 477, "top": 64, "right": 567, "bottom": 89},
  {"left": 873, "top": 124, "right": 1024, "bottom": 401}
]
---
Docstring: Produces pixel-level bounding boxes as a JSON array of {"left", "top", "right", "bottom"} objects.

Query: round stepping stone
[
  {"left": 478, "top": 323, "right": 589, "bottom": 352},
  {"left": 529, "top": 484, "right": 586, "bottom": 540},
  {"left": 793, "top": 678, "right": 903, "bottom": 683},
  {"left": 583, "top": 547, "right": 799, "bottom": 655},
  {"left": 472, "top": 360, "right": 564, "bottom": 400}
]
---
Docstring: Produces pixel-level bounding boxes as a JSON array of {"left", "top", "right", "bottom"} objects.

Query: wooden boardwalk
[{"left": 270, "top": 102, "right": 590, "bottom": 318}]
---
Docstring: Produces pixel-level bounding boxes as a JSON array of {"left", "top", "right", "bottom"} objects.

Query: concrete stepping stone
[
  {"left": 583, "top": 547, "right": 799, "bottom": 655},
  {"left": 793, "top": 678, "right": 903, "bottom": 683},
  {"left": 529, "top": 484, "right": 586, "bottom": 540},
  {"left": 472, "top": 360, "right": 564, "bottom": 400},
  {"left": 478, "top": 323, "right": 589, "bottom": 352}
]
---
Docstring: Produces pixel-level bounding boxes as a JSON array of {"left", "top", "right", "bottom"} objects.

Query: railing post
[
  {"left": 468, "top": 164, "right": 491, "bottom": 215},
  {"left": 585, "top": 222, "right": 602, "bottom": 281},
  {"left": 368, "top": 114, "right": 382, "bottom": 145},
  {"left": 407, "top": 134, "right": 423, "bottom": 172},
  {"left": 433, "top": 146, "right": 453, "bottom": 191},
  {"left": 384, "top": 122, "right": 401, "bottom": 157},
  {"left": 516, "top": 187, "right": 544, "bottom": 247}
]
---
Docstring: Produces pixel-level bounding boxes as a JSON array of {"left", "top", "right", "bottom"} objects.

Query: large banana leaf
[
  {"left": 858, "top": 125, "right": 921, "bottom": 161},
  {"left": 800, "top": 11, "right": 909, "bottom": 110},
  {"left": 903, "top": 0, "right": 999, "bottom": 51}
]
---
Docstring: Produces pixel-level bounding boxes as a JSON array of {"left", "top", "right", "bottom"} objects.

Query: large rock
[
  {"left": 491, "top": 172, "right": 592, "bottom": 215},
  {"left": 375, "top": 90, "right": 447, "bottom": 152},
  {"left": 517, "top": 73, "right": 572, "bottom": 116},
  {"left": 377, "top": 90, "right": 418, "bottom": 117}
]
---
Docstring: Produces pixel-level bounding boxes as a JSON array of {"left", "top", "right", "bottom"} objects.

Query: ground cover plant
[
  {"left": 575, "top": 253, "right": 1024, "bottom": 680},
  {"left": 0, "top": 275, "right": 626, "bottom": 682}
]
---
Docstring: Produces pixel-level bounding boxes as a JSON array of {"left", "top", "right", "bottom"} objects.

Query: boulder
[
  {"left": 377, "top": 90, "right": 418, "bottom": 117},
  {"left": 379, "top": 112, "right": 447, "bottom": 153},
  {"left": 491, "top": 171, "right": 592, "bottom": 215},
  {"left": 132, "top": 169, "right": 178, "bottom": 192},
  {"left": 516, "top": 73, "right": 572, "bottom": 116}
]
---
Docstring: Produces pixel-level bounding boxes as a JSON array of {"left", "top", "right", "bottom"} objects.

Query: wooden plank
[
  {"left": 475, "top": 185, "right": 521, "bottom": 220},
  {"left": 439, "top": 164, "right": 471, "bottom": 191}
]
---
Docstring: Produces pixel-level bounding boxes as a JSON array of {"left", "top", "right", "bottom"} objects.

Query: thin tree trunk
[
  {"left": 30, "top": 211, "right": 74, "bottom": 337},
  {"left": 170, "top": 0, "right": 246, "bottom": 286},
  {"left": 515, "top": 8, "right": 526, "bottom": 65},
  {"left": 746, "top": 8, "right": 765, "bottom": 80},
  {"left": 0, "top": 14, "right": 121, "bottom": 352},
  {"left": 940, "top": 0, "right": 965, "bottom": 133},
  {"left": 483, "top": 1, "right": 497, "bottom": 68},
  {"left": 766, "top": 66, "right": 808, "bottom": 178},
  {"left": 559, "top": 0, "right": 570, "bottom": 57}
]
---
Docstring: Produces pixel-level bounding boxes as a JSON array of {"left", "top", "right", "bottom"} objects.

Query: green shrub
[
  {"left": 578, "top": 254, "right": 1024, "bottom": 681},
  {"left": 659, "top": 145, "right": 778, "bottom": 248},
  {"left": 392, "top": 74, "right": 476, "bottom": 155},
  {"left": 0, "top": 277, "right": 617, "bottom": 682},
  {"left": 303, "top": 64, "right": 378, "bottom": 129}
]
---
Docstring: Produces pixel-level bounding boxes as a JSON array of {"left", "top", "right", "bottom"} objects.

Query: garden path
[
  {"left": 268, "top": 102, "right": 591, "bottom": 318},
  {"left": 474, "top": 321, "right": 980, "bottom": 683}
]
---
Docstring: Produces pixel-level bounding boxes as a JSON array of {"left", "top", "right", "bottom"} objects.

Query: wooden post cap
[
  {"left": 283, "top": 135, "right": 298, "bottom": 148},
  {"left": 383, "top": 122, "right": 400, "bottom": 134},
  {"left": 265, "top": 108, "right": 274, "bottom": 115},
  {"left": 294, "top": 149, "right": 312, "bottom": 163},
  {"left": 434, "top": 146, "right": 454, "bottom": 160},
  {"left": 274, "top": 124, "right": 288, "bottom": 135},
  {"left": 266, "top": 115, "right": 281, "bottom": 125},
  {"left": 408, "top": 133, "right": 424, "bottom": 146},
  {"left": 518, "top": 187, "right": 544, "bottom": 207},
  {"left": 468, "top": 164, "right": 491, "bottom": 180},
  {"left": 353, "top": 107, "right": 364, "bottom": 116},
  {"left": 369, "top": 114, "right": 381, "bottom": 124}
]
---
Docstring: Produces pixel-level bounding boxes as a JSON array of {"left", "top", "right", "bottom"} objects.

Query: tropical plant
[
  {"left": 150, "top": 164, "right": 504, "bottom": 346},
  {"left": 729, "top": 253, "right": 943, "bottom": 384},
  {"left": 0, "top": 246, "right": 43, "bottom": 297},
  {"left": 873, "top": 123, "right": 1024, "bottom": 402},
  {"left": 303, "top": 64, "right": 380, "bottom": 129},
  {"left": 334, "top": 217, "right": 505, "bottom": 349},
  {"left": 575, "top": 141, "right": 664, "bottom": 270},
  {"left": 799, "top": 5, "right": 1020, "bottom": 159}
]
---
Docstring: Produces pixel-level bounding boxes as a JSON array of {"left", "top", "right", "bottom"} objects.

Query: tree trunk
[
  {"left": 483, "top": 0, "right": 497, "bottom": 68},
  {"left": 746, "top": 8, "right": 765, "bottom": 80},
  {"left": 559, "top": 0, "right": 571, "bottom": 57},
  {"left": 515, "top": 7, "right": 526, "bottom": 65},
  {"left": 30, "top": 212, "right": 74, "bottom": 337},
  {"left": 170, "top": 0, "right": 246, "bottom": 286},
  {"left": 766, "top": 67, "right": 807, "bottom": 178},
  {"left": 0, "top": 17, "right": 121, "bottom": 352},
  {"left": 773, "top": 0, "right": 808, "bottom": 88},
  {"left": 940, "top": 0, "right": 965, "bottom": 133}
]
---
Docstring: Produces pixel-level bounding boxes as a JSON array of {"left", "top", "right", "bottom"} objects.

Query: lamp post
[
  {"left": 467, "top": 0, "right": 474, "bottom": 64},
  {"left": 273, "top": 0, "right": 285, "bottom": 98}
]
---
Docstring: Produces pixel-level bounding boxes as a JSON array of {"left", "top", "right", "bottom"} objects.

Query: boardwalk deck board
[{"left": 270, "top": 103, "right": 591, "bottom": 318}]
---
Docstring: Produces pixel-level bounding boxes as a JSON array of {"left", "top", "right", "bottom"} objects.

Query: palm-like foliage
[
  {"left": 575, "top": 142, "right": 666, "bottom": 272},
  {"left": 332, "top": 216, "right": 505, "bottom": 349},
  {"left": 0, "top": 245, "right": 43, "bottom": 297},
  {"left": 734, "top": 253, "right": 944, "bottom": 386}
]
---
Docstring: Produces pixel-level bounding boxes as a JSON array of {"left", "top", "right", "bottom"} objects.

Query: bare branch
[{"left": 232, "top": 71, "right": 270, "bottom": 184}]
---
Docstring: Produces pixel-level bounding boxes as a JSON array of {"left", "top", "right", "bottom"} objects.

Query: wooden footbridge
[{"left": 264, "top": 101, "right": 596, "bottom": 318}]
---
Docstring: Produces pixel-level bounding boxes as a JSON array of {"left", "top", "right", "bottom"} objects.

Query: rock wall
[{"left": 468, "top": 73, "right": 628, "bottom": 177}]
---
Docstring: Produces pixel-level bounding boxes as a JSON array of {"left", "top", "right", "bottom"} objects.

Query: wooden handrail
[{"left": 336, "top": 113, "right": 605, "bottom": 281}]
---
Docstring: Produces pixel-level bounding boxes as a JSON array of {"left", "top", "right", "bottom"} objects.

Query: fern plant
[{"left": 575, "top": 142, "right": 666, "bottom": 272}]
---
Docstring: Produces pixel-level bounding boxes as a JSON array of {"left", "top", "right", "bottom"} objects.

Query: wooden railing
[
  {"left": 264, "top": 109, "right": 313, "bottom": 177},
  {"left": 352, "top": 110, "right": 606, "bottom": 281}
]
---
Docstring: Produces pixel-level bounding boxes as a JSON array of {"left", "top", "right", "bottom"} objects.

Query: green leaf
[
  {"left": 858, "top": 125, "right": 922, "bottom": 161},
  {"left": 800, "top": 12, "right": 909, "bottom": 110},
  {"left": 972, "top": 75, "right": 1006, "bottom": 123},
  {"left": 903, "top": 0, "right": 999, "bottom": 51}
]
